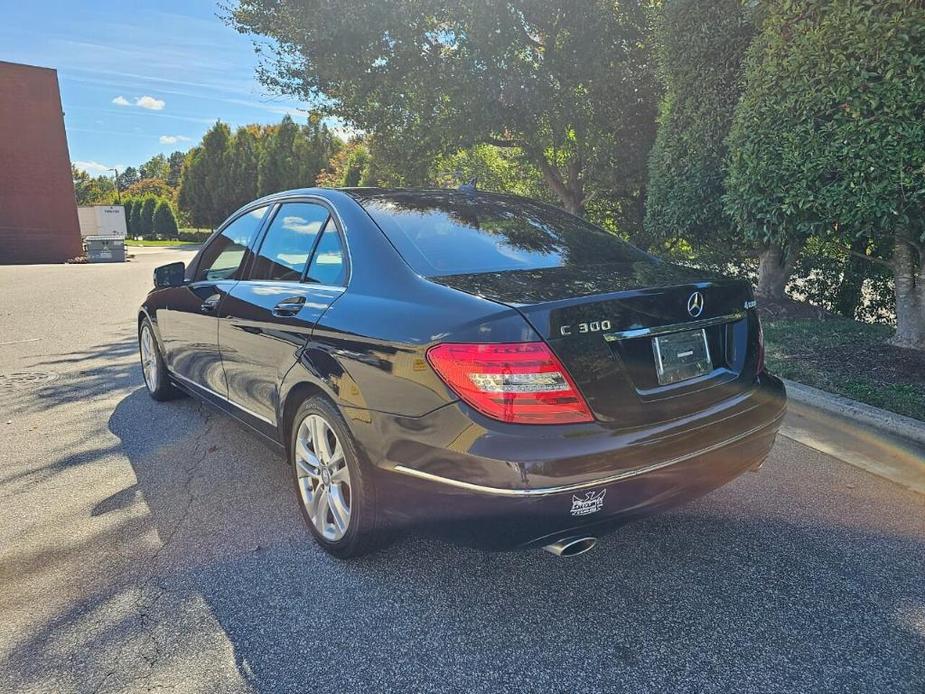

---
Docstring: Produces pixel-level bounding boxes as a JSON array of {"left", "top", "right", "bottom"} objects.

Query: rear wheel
[
  {"left": 139, "top": 318, "right": 180, "bottom": 401},
  {"left": 291, "top": 396, "right": 389, "bottom": 558}
]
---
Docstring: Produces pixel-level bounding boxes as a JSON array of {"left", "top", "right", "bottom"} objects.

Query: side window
[
  {"left": 306, "top": 225, "right": 347, "bottom": 286},
  {"left": 250, "top": 202, "right": 330, "bottom": 281},
  {"left": 195, "top": 207, "right": 268, "bottom": 282}
]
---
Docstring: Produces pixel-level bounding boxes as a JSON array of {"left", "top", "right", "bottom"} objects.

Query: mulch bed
[
  {"left": 760, "top": 296, "right": 925, "bottom": 388},
  {"left": 761, "top": 296, "right": 925, "bottom": 419},
  {"left": 802, "top": 343, "right": 925, "bottom": 389},
  {"left": 757, "top": 295, "right": 835, "bottom": 321}
]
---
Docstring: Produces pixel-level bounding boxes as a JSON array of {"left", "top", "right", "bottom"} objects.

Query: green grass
[
  {"left": 125, "top": 229, "right": 212, "bottom": 247},
  {"left": 763, "top": 317, "right": 925, "bottom": 421}
]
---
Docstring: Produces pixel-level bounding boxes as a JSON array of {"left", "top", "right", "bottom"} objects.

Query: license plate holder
[{"left": 652, "top": 329, "right": 712, "bottom": 385}]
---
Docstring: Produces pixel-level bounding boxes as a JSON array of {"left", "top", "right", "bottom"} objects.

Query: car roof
[
  {"left": 244, "top": 186, "right": 529, "bottom": 208},
  {"left": 339, "top": 187, "right": 527, "bottom": 205}
]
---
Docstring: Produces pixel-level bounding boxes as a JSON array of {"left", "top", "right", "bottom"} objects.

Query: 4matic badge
[{"left": 570, "top": 489, "right": 606, "bottom": 516}]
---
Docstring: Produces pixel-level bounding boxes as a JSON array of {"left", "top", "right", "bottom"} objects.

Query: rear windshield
[{"left": 355, "top": 191, "right": 652, "bottom": 276}]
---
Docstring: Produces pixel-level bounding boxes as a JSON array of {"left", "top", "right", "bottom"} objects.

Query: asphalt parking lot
[{"left": 1, "top": 248, "right": 924, "bottom": 693}]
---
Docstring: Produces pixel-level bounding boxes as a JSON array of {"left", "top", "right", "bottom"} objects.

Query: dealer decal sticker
[{"left": 570, "top": 489, "right": 606, "bottom": 516}]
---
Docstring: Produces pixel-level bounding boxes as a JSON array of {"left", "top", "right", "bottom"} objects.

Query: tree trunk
[
  {"left": 890, "top": 238, "right": 925, "bottom": 350},
  {"left": 756, "top": 240, "right": 803, "bottom": 300},
  {"left": 833, "top": 236, "right": 869, "bottom": 319},
  {"left": 558, "top": 191, "right": 585, "bottom": 217},
  {"left": 534, "top": 156, "right": 586, "bottom": 216}
]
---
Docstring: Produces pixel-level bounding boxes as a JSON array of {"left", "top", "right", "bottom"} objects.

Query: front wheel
[
  {"left": 139, "top": 318, "right": 180, "bottom": 401},
  {"left": 291, "top": 396, "right": 390, "bottom": 558}
]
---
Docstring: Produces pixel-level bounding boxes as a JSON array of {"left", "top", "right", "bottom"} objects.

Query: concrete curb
[{"left": 783, "top": 378, "right": 925, "bottom": 447}]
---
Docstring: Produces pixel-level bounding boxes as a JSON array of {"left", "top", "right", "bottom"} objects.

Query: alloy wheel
[
  {"left": 140, "top": 324, "right": 159, "bottom": 392},
  {"left": 295, "top": 414, "right": 352, "bottom": 541}
]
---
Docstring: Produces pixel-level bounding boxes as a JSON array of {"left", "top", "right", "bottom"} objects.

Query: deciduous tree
[
  {"left": 124, "top": 178, "right": 173, "bottom": 200},
  {"left": 71, "top": 165, "right": 116, "bottom": 205},
  {"left": 317, "top": 138, "right": 370, "bottom": 188},
  {"left": 139, "top": 153, "right": 169, "bottom": 181},
  {"left": 229, "top": 0, "right": 659, "bottom": 231},
  {"left": 431, "top": 143, "right": 547, "bottom": 200}
]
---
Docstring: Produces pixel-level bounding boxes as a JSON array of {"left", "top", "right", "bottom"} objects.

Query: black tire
[
  {"left": 290, "top": 395, "right": 390, "bottom": 558},
  {"left": 138, "top": 318, "right": 181, "bottom": 401}
]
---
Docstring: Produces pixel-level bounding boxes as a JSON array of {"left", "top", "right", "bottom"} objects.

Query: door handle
[
  {"left": 272, "top": 297, "right": 306, "bottom": 317},
  {"left": 200, "top": 295, "right": 220, "bottom": 313}
]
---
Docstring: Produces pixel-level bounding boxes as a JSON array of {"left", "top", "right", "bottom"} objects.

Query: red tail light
[
  {"left": 756, "top": 320, "right": 766, "bottom": 375},
  {"left": 426, "top": 342, "right": 594, "bottom": 425}
]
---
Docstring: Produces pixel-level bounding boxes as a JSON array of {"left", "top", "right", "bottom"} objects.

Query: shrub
[
  {"left": 122, "top": 198, "right": 136, "bottom": 235},
  {"left": 140, "top": 196, "right": 158, "bottom": 238},
  {"left": 724, "top": 0, "right": 925, "bottom": 343},
  {"left": 129, "top": 198, "right": 144, "bottom": 239},
  {"left": 152, "top": 200, "right": 180, "bottom": 239},
  {"left": 645, "top": 0, "right": 755, "bottom": 250}
]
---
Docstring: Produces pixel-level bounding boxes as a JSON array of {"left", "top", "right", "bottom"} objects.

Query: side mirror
[{"left": 154, "top": 262, "right": 186, "bottom": 288}]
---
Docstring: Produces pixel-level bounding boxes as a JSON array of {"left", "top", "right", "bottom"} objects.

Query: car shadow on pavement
[
  {"left": 3, "top": 334, "right": 139, "bottom": 416},
  {"left": 4, "top": 383, "right": 924, "bottom": 692},
  {"left": 187, "top": 515, "right": 925, "bottom": 693},
  {"left": 0, "top": 335, "right": 142, "bottom": 489},
  {"left": 116, "top": 388, "right": 925, "bottom": 691}
]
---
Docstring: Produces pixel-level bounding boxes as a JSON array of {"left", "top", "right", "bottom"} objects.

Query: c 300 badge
[{"left": 570, "top": 489, "right": 606, "bottom": 516}]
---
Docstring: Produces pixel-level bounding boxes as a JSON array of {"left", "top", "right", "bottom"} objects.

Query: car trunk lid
[{"left": 431, "top": 263, "right": 760, "bottom": 427}]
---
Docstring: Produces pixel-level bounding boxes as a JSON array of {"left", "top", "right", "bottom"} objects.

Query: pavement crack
[{"left": 95, "top": 400, "right": 218, "bottom": 691}]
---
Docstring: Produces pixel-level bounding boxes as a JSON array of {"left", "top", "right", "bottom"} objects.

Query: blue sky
[{"left": 2, "top": 0, "right": 313, "bottom": 176}]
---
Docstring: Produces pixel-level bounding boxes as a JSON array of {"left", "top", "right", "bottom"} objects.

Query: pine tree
[
  {"left": 227, "top": 126, "right": 260, "bottom": 212},
  {"left": 166, "top": 151, "right": 186, "bottom": 188},
  {"left": 179, "top": 122, "right": 234, "bottom": 228},
  {"left": 178, "top": 147, "right": 206, "bottom": 227},
  {"left": 296, "top": 120, "right": 339, "bottom": 187},
  {"left": 257, "top": 114, "right": 299, "bottom": 195},
  {"left": 179, "top": 117, "right": 343, "bottom": 226}
]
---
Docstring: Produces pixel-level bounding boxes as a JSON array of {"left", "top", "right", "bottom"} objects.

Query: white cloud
[
  {"left": 135, "top": 95, "right": 166, "bottom": 110},
  {"left": 159, "top": 134, "right": 191, "bottom": 145},
  {"left": 73, "top": 160, "right": 125, "bottom": 176},
  {"left": 112, "top": 95, "right": 166, "bottom": 110}
]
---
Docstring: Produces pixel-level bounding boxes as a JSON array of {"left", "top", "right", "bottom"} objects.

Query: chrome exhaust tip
[{"left": 543, "top": 536, "right": 597, "bottom": 557}]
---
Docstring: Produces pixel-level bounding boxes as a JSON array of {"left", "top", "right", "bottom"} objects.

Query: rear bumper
[{"left": 345, "top": 373, "right": 786, "bottom": 548}]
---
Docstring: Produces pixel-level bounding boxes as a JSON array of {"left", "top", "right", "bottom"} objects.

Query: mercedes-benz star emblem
[{"left": 687, "top": 291, "right": 704, "bottom": 318}]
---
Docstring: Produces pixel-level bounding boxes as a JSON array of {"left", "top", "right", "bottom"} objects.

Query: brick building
[{"left": 0, "top": 61, "right": 82, "bottom": 264}]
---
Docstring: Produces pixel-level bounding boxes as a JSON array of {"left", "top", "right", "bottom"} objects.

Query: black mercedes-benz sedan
[{"left": 138, "top": 187, "right": 786, "bottom": 558}]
